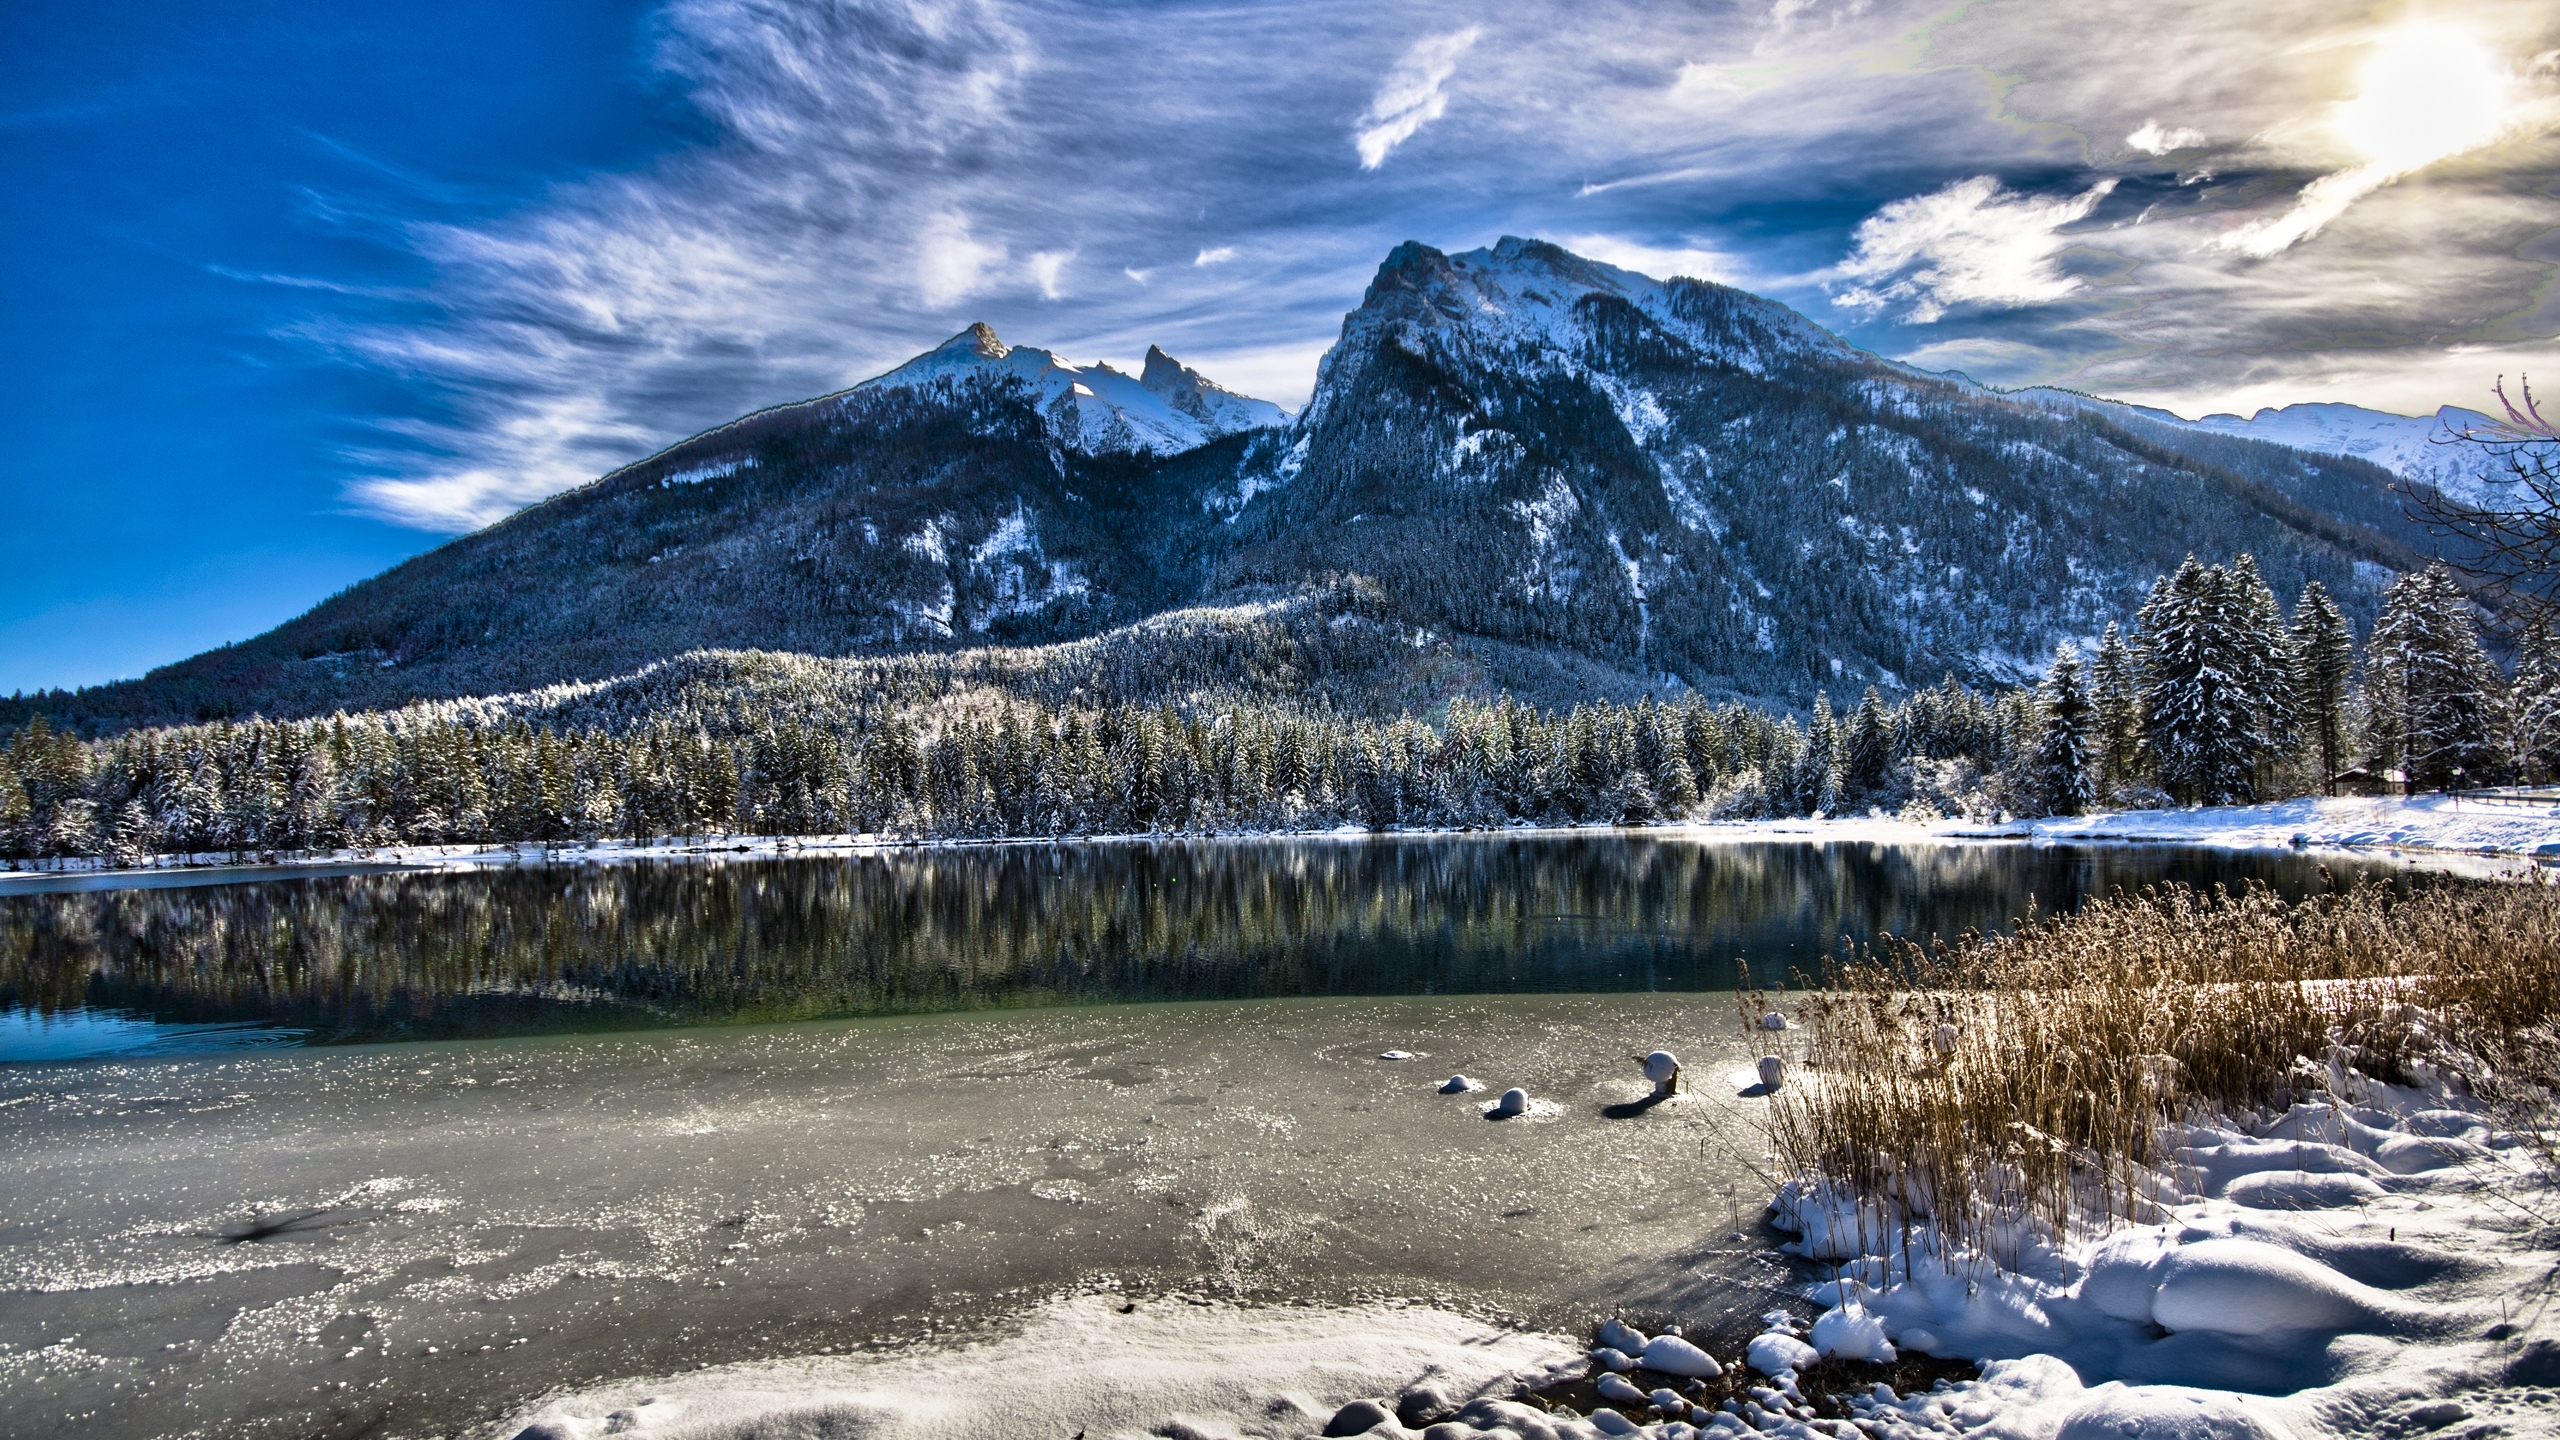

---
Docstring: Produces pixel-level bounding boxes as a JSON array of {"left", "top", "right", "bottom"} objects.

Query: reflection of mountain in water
[{"left": 0, "top": 837, "right": 2388, "bottom": 1044}]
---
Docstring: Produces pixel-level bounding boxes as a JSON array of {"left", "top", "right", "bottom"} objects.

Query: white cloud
[
  {"left": 1354, "top": 27, "right": 1481, "bottom": 169},
  {"left": 1560, "top": 233, "right": 1738, "bottom": 284},
  {"left": 1027, "top": 249, "right": 1072, "bottom": 299},
  {"left": 2125, "top": 118, "right": 2206, "bottom": 154},
  {"left": 1194, "top": 245, "right": 1237, "bottom": 266},
  {"left": 1832, "top": 175, "right": 2118, "bottom": 322},
  {"left": 916, "top": 214, "right": 1006, "bottom": 307},
  {"left": 1122, "top": 266, "right": 1151, "bottom": 284}
]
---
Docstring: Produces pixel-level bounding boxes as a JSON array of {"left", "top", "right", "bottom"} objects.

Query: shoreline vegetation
[
  {"left": 1766, "top": 877, "right": 2560, "bottom": 1250},
  {"left": 1684, "top": 876, "right": 2560, "bottom": 1439}
]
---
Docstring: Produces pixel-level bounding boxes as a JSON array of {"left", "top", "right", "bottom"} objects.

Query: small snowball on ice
[
  {"left": 1746, "top": 1332, "right": 1818, "bottom": 1376},
  {"left": 1438, "top": 1074, "right": 1481, "bottom": 1094},
  {"left": 1490, "top": 1086, "right": 1529, "bottom": 1118},
  {"left": 1759, "top": 1011, "right": 1788, "bottom": 1031},
  {"left": 1379, "top": 1049, "right": 1415, "bottom": 1061},
  {"left": 1756, "top": 1055, "right": 1785, "bottom": 1092},
  {"left": 1640, "top": 1334, "right": 1722, "bottom": 1378},
  {"left": 1596, "top": 1372, "right": 1648, "bottom": 1405},
  {"left": 1597, "top": 1318, "right": 1648, "bottom": 1353},
  {"left": 1640, "top": 1050, "right": 1682, "bottom": 1095},
  {"left": 1591, "top": 1346, "right": 1637, "bottom": 1371}
]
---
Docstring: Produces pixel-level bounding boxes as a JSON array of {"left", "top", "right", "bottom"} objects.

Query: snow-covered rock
[
  {"left": 1638, "top": 1335, "right": 1721, "bottom": 1378},
  {"left": 857, "top": 323, "right": 1285, "bottom": 457}
]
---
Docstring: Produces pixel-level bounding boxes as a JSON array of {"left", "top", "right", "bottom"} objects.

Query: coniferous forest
[{"left": 0, "top": 554, "right": 2535, "bottom": 867}]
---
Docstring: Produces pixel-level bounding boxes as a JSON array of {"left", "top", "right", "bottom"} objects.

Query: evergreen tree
[
  {"left": 2033, "top": 644, "right": 2096, "bottom": 816},
  {"left": 2512, "top": 621, "right": 2560, "bottom": 785},
  {"left": 2138, "top": 556, "right": 2275, "bottom": 806},
  {"left": 1839, "top": 688, "right": 1894, "bottom": 807},
  {"left": 2229, "top": 554, "right": 2298, "bottom": 789},
  {"left": 2363, "top": 564, "right": 2504, "bottom": 792},
  {"left": 2090, "top": 622, "right": 2144, "bottom": 793},
  {"left": 2288, "top": 581, "right": 2355, "bottom": 794}
]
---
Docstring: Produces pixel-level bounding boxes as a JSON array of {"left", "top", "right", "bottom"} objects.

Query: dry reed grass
[{"left": 1751, "top": 875, "right": 2560, "bottom": 1261}]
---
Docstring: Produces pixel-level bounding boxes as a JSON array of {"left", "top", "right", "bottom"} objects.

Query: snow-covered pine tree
[
  {"left": 2229, "top": 554, "right": 2298, "bottom": 790},
  {"left": 2363, "top": 564, "right": 2504, "bottom": 792},
  {"left": 2512, "top": 622, "right": 2560, "bottom": 785},
  {"left": 2288, "top": 581, "right": 2355, "bottom": 794},
  {"left": 2091, "top": 622, "right": 2143, "bottom": 794},
  {"left": 1839, "top": 687, "right": 1894, "bottom": 808},
  {"left": 2033, "top": 643, "right": 2096, "bottom": 816},
  {"left": 2137, "top": 556, "right": 2274, "bottom": 806}
]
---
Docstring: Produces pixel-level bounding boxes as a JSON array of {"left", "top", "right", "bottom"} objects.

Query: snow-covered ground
[
  {"left": 1745, "top": 1085, "right": 2559, "bottom": 1440},
  {"left": 2014, "top": 793, "right": 2560, "bottom": 862},
  {"left": 500, "top": 1296, "right": 1582, "bottom": 1440}
]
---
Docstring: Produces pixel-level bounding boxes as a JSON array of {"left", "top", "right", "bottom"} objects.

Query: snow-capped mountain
[
  {"left": 35, "top": 239, "right": 2434, "bottom": 731},
  {"left": 1216, "top": 237, "right": 2421, "bottom": 697},
  {"left": 859, "top": 323, "right": 1286, "bottom": 456},
  {"left": 2016, "top": 390, "right": 2508, "bottom": 505}
]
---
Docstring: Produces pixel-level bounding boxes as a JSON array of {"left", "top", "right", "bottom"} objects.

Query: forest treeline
[{"left": 0, "top": 556, "right": 2537, "bottom": 866}]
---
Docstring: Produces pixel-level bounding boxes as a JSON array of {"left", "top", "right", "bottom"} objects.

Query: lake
[
  {"left": 0, "top": 833, "right": 2414, "bottom": 1060},
  {"left": 0, "top": 834, "right": 2435, "bottom": 1439}
]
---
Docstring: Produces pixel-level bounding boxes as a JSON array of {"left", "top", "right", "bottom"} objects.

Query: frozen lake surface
[{"left": 0, "top": 836, "right": 2426, "bottom": 1438}]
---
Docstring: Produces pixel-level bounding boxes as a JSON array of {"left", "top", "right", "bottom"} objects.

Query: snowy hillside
[
  {"left": 859, "top": 322, "right": 1286, "bottom": 456},
  {"left": 2019, "top": 388, "right": 2509, "bottom": 504}
]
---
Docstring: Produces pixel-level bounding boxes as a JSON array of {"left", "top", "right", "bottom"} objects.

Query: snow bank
[
  {"left": 1761, "top": 1078, "right": 2560, "bottom": 1440},
  {"left": 2021, "top": 792, "right": 2560, "bottom": 862},
  {"left": 490, "top": 1293, "right": 1575, "bottom": 1440}
]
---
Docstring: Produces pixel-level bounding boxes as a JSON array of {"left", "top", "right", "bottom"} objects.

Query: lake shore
[{"left": 5, "top": 794, "right": 2548, "bottom": 893}]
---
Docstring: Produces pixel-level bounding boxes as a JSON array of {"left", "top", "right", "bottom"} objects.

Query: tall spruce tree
[
  {"left": 2363, "top": 564, "right": 2504, "bottom": 792},
  {"left": 2288, "top": 581, "right": 2355, "bottom": 794},
  {"left": 2138, "top": 555, "right": 2280, "bottom": 806},
  {"left": 2512, "top": 622, "right": 2560, "bottom": 785},
  {"left": 2091, "top": 622, "right": 2143, "bottom": 794},
  {"left": 2033, "top": 644, "right": 2096, "bottom": 816},
  {"left": 2230, "top": 554, "right": 2298, "bottom": 787}
]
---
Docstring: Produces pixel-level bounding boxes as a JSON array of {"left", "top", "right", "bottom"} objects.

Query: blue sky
[{"left": 5, "top": 0, "right": 2557, "bottom": 695}]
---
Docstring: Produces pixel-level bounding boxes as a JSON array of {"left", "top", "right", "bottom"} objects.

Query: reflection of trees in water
[{"left": 0, "top": 839, "right": 2380, "bottom": 1043}]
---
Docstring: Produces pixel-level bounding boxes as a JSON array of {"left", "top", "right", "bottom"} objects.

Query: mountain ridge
[{"left": 5, "top": 238, "right": 2453, "bottom": 735}]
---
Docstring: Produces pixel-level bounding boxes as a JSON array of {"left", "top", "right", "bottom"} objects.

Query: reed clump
[{"left": 1760, "top": 877, "right": 2560, "bottom": 1261}]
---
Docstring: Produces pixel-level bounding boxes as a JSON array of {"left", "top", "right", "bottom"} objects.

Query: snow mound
[
  {"left": 1769, "top": 1078, "right": 2559, "bottom": 1440},
  {"left": 2028, "top": 793, "right": 2560, "bottom": 862},
  {"left": 492, "top": 1293, "right": 1573, "bottom": 1440}
]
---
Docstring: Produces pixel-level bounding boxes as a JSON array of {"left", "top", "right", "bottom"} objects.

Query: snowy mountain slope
[
  {"left": 16, "top": 240, "right": 2437, "bottom": 733},
  {"left": 1215, "top": 237, "right": 2422, "bottom": 700},
  {"left": 858, "top": 323, "right": 1286, "bottom": 456},
  {"left": 2017, "top": 388, "right": 2508, "bottom": 504}
]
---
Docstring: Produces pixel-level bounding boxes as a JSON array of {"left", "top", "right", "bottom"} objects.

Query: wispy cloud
[
  {"left": 297, "top": 0, "right": 2560, "bottom": 532},
  {"left": 1832, "top": 176, "right": 2117, "bottom": 322},
  {"left": 1354, "top": 27, "right": 1481, "bottom": 169}
]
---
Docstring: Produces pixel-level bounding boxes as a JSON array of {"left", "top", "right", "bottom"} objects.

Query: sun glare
[{"left": 2334, "top": 27, "right": 2509, "bottom": 173}]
